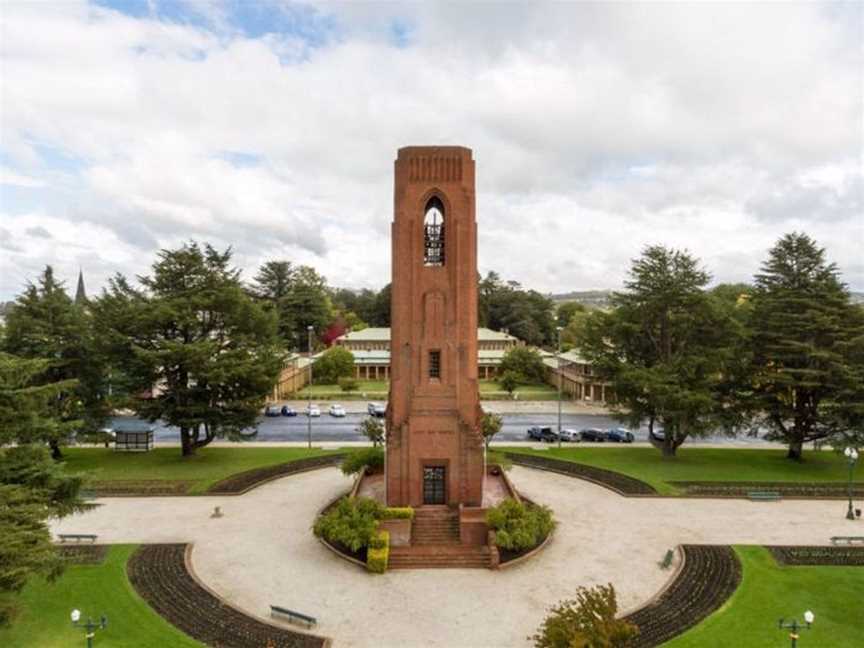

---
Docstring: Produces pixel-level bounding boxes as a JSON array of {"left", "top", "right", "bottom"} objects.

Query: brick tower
[{"left": 386, "top": 146, "right": 485, "bottom": 507}]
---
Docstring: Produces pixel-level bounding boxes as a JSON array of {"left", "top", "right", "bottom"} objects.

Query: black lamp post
[
  {"left": 71, "top": 609, "right": 107, "bottom": 647},
  {"left": 845, "top": 447, "right": 859, "bottom": 521},
  {"left": 778, "top": 610, "right": 814, "bottom": 647},
  {"left": 556, "top": 326, "right": 563, "bottom": 449}
]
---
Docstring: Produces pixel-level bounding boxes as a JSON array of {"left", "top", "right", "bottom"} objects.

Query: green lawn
[
  {"left": 296, "top": 381, "right": 388, "bottom": 399},
  {"left": 664, "top": 546, "right": 863, "bottom": 647},
  {"left": 506, "top": 447, "right": 863, "bottom": 495},
  {"left": 479, "top": 380, "right": 559, "bottom": 400},
  {"left": 62, "top": 447, "right": 337, "bottom": 494},
  {"left": 0, "top": 545, "right": 201, "bottom": 648}
]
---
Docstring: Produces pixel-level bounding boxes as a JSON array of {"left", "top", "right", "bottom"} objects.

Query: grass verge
[
  {"left": 62, "top": 447, "right": 338, "bottom": 494},
  {"left": 663, "top": 546, "right": 863, "bottom": 647},
  {"left": 504, "top": 446, "right": 863, "bottom": 495},
  {"left": 0, "top": 545, "right": 201, "bottom": 648}
]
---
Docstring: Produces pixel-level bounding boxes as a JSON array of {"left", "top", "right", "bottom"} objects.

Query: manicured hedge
[
  {"left": 340, "top": 448, "right": 384, "bottom": 476},
  {"left": 367, "top": 531, "right": 390, "bottom": 573},
  {"left": 672, "top": 481, "right": 864, "bottom": 498},
  {"left": 503, "top": 452, "right": 657, "bottom": 495},
  {"left": 381, "top": 507, "right": 414, "bottom": 520},
  {"left": 767, "top": 545, "right": 864, "bottom": 566}
]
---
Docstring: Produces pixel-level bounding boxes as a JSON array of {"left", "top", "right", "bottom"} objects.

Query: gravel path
[{"left": 50, "top": 466, "right": 857, "bottom": 647}]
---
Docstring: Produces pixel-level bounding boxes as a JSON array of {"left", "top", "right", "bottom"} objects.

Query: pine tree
[
  {"left": 95, "top": 242, "right": 283, "bottom": 456},
  {"left": 1, "top": 267, "right": 106, "bottom": 457},
  {"left": 748, "top": 233, "right": 861, "bottom": 459},
  {"left": 579, "top": 246, "right": 739, "bottom": 457}
]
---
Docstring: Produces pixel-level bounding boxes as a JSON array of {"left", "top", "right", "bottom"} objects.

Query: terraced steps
[
  {"left": 389, "top": 544, "right": 491, "bottom": 569},
  {"left": 411, "top": 507, "right": 460, "bottom": 545}
]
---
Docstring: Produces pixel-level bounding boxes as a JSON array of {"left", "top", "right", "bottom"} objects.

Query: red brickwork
[{"left": 386, "top": 146, "right": 485, "bottom": 507}]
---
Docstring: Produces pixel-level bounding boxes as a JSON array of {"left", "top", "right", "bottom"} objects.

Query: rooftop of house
[{"left": 336, "top": 327, "right": 519, "bottom": 343}]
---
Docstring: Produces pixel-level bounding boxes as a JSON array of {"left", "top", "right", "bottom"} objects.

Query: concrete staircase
[{"left": 388, "top": 507, "right": 492, "bottom": 569}]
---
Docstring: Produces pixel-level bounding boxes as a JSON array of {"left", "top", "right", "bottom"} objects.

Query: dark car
[
  {"left": 606, "top": 427, "right": 635, "bottom": 443},
  {"left": 264, "top": 405, "right": 281, "bottom": 417},
  {"left": 527, "top": 426, "right": 559, "bottom": 443},
  {"left": 367, "top": 402, "right": 386, "bottom": 418},
  {"left": 281, "top": 406, "right": 298, "bottom": 417},
  {"left": 579, "top": 427, "right": 606, "bottom": 442}
]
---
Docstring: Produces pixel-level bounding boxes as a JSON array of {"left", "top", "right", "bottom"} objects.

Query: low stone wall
[
  {"left": 380, "top": 518, "right": 411, "bottom": 547},
  {"left": 459, "top": 506, "right": 489, "bottom": 546}
]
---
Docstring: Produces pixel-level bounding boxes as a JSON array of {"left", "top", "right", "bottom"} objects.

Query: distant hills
[{"left": 552, "top": 290, "right": 864, "bottom": 308}]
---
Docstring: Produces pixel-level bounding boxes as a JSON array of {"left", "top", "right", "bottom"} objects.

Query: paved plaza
[{"left": 51, "top": 466, "right": 855, "bottom": 647}]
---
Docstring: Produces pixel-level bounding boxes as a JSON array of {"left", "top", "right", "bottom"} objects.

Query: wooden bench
[
  {"left": 659, "top": 549, "right": 674, "bottom": 570},
  {"left": 830, "top": 536, "right": 864, "bottom": 546},
  {"left": 270, "top": 605, "right": 317, "bottom": 628},
  {"left": 747, "top": 491, "right": 781, "bottom": 502},
  {"left": 58, "top": 534, "right": 98, "bottom": 543}
]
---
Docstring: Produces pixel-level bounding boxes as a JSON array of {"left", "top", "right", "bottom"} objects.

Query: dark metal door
[{"left": 423, "top": 466, "right": 446, "bottom": 505}]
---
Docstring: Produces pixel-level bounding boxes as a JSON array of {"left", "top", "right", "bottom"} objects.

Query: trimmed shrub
[
  {"left": 313, "top": 346, "right": 355, "bottom": 384},
  {"left": 381, "top": 507, "right": 414, "bottom": 520},
  {"left": 367, "top": 530, "right": 390, "bottom": 573},
  {"left": 313, "top": 497, "right": 383, "bottom": 552},
  {"left": 340, "top": 447, "right": 384, "bottom": 476},
  {"left": 338, "top": 376, "right": 359, "bottom": 392},
  {"left": 486, "top": 498, "right": 555, "bottom": 551}
]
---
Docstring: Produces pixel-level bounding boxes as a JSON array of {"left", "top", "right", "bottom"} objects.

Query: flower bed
[
  {"left": 88, "top": 480, "right": 193, "bottom": 496},
  {"left": 56, "top": 544, "right": 109, "bottom": 564},
  {"left": 503, "top": 452, "right": 657, "bottom": 495},
  {"left": 206, "top": 453, "right": 346, "bottom": 494},
  {"left": 127, "top": 544, "right": 325, "bottom": 647},
  {"left": 671, "top": 481, "right": 864, "bottom": 498},
  {"left": 622, "top": 545, "right": 741, "bottom": 647},
  {"left": 767, "top": 545, "right": 864, "bottom": 566}
]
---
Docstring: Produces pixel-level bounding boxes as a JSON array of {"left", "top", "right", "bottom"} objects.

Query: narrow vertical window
[
  {"left": 429, "top": 350, "right": 441, "bottom": 379},
  {"left": 424, "top": 197, "right": 445, "bottom": 266}
]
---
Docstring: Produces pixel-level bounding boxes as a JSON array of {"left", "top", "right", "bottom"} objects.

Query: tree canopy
[
  {"left": 313, "top": 346, "right": 355, "bottom": 384},
  {"left": 745, "top": 233, "right": 862, "bottom": 459},
  {"left": 499, "top": 346, "right": 548, "bottom": 384},
  {"left": 480, "top": 272, "right": 556, "bottom": 347},
  {"left": 579, "top": 245, "right": 739, "bottom": 456},
  {"left": 95, "top": 242, "right": 283, "bottom": 456}
]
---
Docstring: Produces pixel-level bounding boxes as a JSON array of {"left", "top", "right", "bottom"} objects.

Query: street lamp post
[
  {"left": 778, "top": 611, "right": 814, "bottom": 647},
  {"left": 307, "top": 325, "right": 314, "bottom": 450},
  {"left": 556, "top": 326, "right": 563, "bottom": 449},
  {"left": 845, "top": 447, "right": 859, "bottom": 521},
  {"left": 71, "top": 609, "right": 107, "bottom": 648}
]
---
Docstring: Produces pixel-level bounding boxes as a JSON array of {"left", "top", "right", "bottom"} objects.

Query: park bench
[
  {"left": 58, "top": 533, "right": 98, "bottom": 543},
  {"left": 830, "top": 536, "right": 864, "bottom": 546},
  {"left": 747, "top": 491, "right": 781, "bottom": 502},
  {"left": 270, "top": 605, "right": 317, "bottom": 629},
  {"left": 659, "top": 549, "right": 675, "bottom": 570}
]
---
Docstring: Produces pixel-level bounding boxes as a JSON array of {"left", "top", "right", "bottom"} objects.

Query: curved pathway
[{"left": 51, "top": 466, "right": 856, "bottom": 647}]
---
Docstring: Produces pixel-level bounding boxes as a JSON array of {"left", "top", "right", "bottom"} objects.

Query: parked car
[
  {"left": 559, "top": 428, "right": 579, "bottom": 442},
  {"left": 606, "top": 427, "right": 635, "bottom": 443},
  {"left": 367, "top": 402, "right": 386, "bottom": 417},
  {"left": 281, "top": 406, "right": 297, "bottom": 417},
  {"left": 579, "top": 427, "right": 606, "bottom": 442},
  {"left": 527, "top": 426, "right": 559, "bottom": 442},
  {"left": 307, "top": 403, "right": 321, "bottom": 417},
  {"left": 264, "top": 405, "right": 281, "bottom": 417},
  {"left": 329, "top": 403, "right": 347, "bottom": 417}
]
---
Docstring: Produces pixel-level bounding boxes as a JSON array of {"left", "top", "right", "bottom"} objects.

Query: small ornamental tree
[
  {"left": 499, "top": 370, "right": 520, "bottom": 397},
  {"left": 532, "top": 584, "right": 639, "bottom": 648},
  {"left": 313, "top": 346, "right": 355, "bottom": 384},
  {"left": 358, "top": 416, "right": 385, "bottom": 446},
  {"left": 499, "top": 346, "right": 547, "bottom": 384},
  {"left": 481, "top": 411, "right": 503, "bottom": 449}
]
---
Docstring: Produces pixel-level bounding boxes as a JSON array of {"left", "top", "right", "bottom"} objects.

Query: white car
[
  {"left": 307, "top": 403, "right": 321, "bottom": 417},
  {"left": 559, "top": 428, "right": 579, "bottom": 442},
  {"left": 329, "top": 404, "right": 347, "bottom": 417}
]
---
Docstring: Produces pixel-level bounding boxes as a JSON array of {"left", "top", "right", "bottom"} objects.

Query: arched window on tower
[{"left": 423, "top": 197, "right": 445, "bottom": 266}]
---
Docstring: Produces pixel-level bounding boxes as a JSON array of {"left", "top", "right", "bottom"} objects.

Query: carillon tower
[{"left": 386, "top": 146, "right": 484, "bottom": 507}]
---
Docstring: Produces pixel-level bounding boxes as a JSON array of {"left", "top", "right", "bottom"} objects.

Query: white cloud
[{"left": 0, "top": 0, "right": 861, "bottom": 300}]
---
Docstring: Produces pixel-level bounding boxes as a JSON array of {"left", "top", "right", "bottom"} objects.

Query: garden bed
[
  {"left": 206, "top": 453, "right": 346, "bottom": 494},
  {"left": 127, "top": 543, "right": 325, "bottom": 647},
  {"left": 767, "top": 545, "right": 864, "bottom": 566},
  {"left": 56, "top": 544, "right": 110, "bottom": 564},
  {"left": 671, "top": 481, "right": 864, "bottom": 498},
  {"left": 88, "top": 479, "right": 193, "bottom": 496},
  {"left": 503, "top": 452, "right": 657, "bottom": 496},
  {"left": 622, "top": 545, "right": 741, "bottom": 647}
]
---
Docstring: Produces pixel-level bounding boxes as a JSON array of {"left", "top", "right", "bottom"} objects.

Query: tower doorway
[{"left": 422, "top": 466, "right": 446, "bottom": 505}]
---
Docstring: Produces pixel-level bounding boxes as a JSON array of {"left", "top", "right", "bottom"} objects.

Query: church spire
[{"left": 75, "top": 269, "right": 87, "bottom": 305}]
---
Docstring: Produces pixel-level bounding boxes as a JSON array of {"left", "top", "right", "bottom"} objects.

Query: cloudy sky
[{"left": 1, "top": 1, "right": 861, "bottom": 301}]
